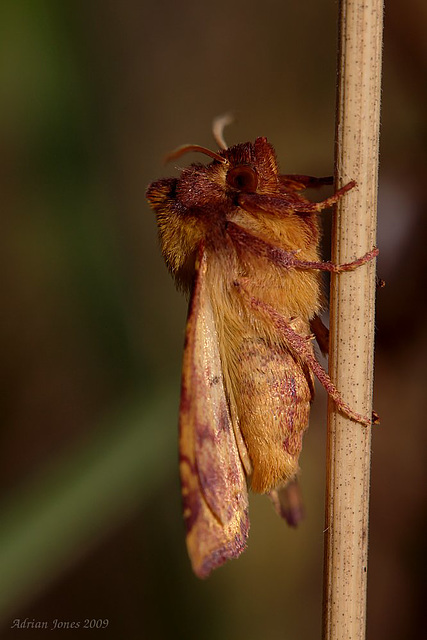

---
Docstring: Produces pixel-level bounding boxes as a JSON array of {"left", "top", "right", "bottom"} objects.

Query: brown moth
[{"left": 146, "top": 118, "right": 378, "bottom": 578}]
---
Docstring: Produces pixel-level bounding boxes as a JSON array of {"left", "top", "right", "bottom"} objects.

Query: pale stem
[{"left": 322, "top": 1, "right": 384, "bottom": 640}]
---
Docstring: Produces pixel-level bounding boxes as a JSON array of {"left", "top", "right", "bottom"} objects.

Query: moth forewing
[{"left": 179, "top": 248, "right": 249, "bottom": 578}]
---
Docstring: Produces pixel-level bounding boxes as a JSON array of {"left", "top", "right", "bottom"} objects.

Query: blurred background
[{"left": 1, "top": 1, "right": 426, "bottom": 638}]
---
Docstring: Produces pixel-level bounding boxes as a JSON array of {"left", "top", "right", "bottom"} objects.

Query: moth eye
[{"left": 226, "top": 165, "right": 258, "bottom": 193}]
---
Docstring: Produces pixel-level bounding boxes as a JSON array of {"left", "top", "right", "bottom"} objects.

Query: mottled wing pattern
[
  {"left": 179, "top": 247, "right": 249, "bottom": 578},
  {"left": 228, "top": 319, "right": 315, "bottom": 494}
]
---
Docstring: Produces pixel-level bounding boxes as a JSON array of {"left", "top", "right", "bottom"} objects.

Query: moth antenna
[
  {"left": 164, "top": 144, "right": 226, "bottom": 164},
  {"left": 212, "top": 113, "right": 234, "bottom": 150}
]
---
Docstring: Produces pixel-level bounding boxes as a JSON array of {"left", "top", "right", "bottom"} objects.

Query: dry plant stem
[{"left": 322, "top": 1, "right": 383, "bottom": 639}]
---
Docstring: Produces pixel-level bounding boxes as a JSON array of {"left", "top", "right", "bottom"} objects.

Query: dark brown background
[{"left": 1, "top": 1, "right": 426, "bottom": 638}]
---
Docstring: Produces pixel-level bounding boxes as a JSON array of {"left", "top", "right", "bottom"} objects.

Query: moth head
[
  {"left": 167, "top": 137, "right": 280, "bottom": 210},
  {"left": 223, "top": 137, "right": 279, "bottom": 194}
]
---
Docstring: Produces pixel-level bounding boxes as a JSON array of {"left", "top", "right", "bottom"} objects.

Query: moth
[{"left": 146, "top": 118, "right": 378, "bottom": 578}]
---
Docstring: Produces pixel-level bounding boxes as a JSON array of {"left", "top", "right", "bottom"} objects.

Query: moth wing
[
  {"left": 179, "top": 247, "right": 249, "bottom": 578},
  {"left": 269, "top": 480, "right": 305, "bottom": 527}
]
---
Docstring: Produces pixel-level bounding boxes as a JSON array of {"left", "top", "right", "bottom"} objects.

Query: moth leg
[
  {"left": 304, "top": 180, "right": 356, "bottom": 212},
  {"left": 286, "top": 249, "right": 379, "bottom": 273},
  {"left": 234, "top": 281, "right": 374, "bottom": 427},
  {"left": 227, "top": 220, "right": 379, "bottom": 272},
  {"left": 310, "top": 315, "right": 329, "bottom": 356},
  {"left": 376, "top": 276, "right": 386, "bottom": 290},
  {"left": 238, "top": 181, "right": 356, "bottom": 216},
  {"left": 269, "top": 479, "right": 304, "bottom": 527},
  {"left": 279, "top": 174, "right": 333, "bottom": 192}
]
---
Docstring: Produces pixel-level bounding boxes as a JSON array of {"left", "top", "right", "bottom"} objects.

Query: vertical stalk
[{"left": 322, "top": 1, "right": 384, "bottom": 639}]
